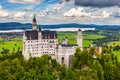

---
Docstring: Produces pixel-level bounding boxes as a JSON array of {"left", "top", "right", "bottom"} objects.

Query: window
[{"left": 62, "top": 57, "right": 64, "bottom": 64}]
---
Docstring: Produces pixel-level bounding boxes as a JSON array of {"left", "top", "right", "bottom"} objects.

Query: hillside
[
  {"left": 0, "top": 22, "right": 120, "bottom": 30},
  {"left": 0, "top": 47, "right": 120, "bottom": 80}
]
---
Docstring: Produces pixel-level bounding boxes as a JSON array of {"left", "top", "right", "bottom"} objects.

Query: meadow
[
  {"left": 0, "top": 38, "right": 22, "bottom": 53},
  {"left": 0, "top": 31, "right": 105, "bottom": 53},
  {"left": 57, "top": 31, "right": 105, "bottom": 47},
  {"left": 1, "top": 31, "right": 120, "bottom": 62},
  {"left": 112, "top": 51, "right": 120, "bottom": 62},
  {"left": 107, "top": 41, "right": 120, "bottom": 61},
  {"left": 108, "top": 41, "right": 120, "bottom": 47}
]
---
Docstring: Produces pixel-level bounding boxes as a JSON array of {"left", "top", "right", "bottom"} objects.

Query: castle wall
[
  {"left": 57, "top": 45, "right": 77, "bottom": 67},
  {"left": 22, "top": 15, "right": 83, "bottom": 67},
  {"left": 23, "top": 34, "right": 57, "bottom": 60},
  {"left": 77, "top": 30, "right": 82, "bottom": 49}
]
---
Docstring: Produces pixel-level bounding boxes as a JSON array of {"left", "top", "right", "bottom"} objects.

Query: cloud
[
  {"left": 0, "top": 5, "right": 9, "bottom": 18},
  {"left": 53, "top": 4, "right": 64, "bottom": 11},
  {"left": 102, "top": 11, "right": 112, "bottom": 18},
  {"left": 0, "top": 5, "right": 2, "bottom": 9},
  {"left": 63, "top": 7, "right": 91, "bottom": 17},
  {"left": 14, "top": 12, "right": 26, "bottom": 18},
  {"left": 75, "top": 0, "right": 120, "bottom": 7},
  {"left": 0, "top": 0, "right": 120, "bottom": 25},
  {"left": 0, "top": 11, "right": 9, "bottom": 18},
  {"left": 112, "top": 12, "right": 120, "bottom": 18},
  {"left": 91, "top": 11, "right": 112, "bottom": 18},
  {"left": 8, "top": 0, "right": 43, "bottom": 4},
  {"left": 35, "top": 11, "right": 46, "bottom": 17}
]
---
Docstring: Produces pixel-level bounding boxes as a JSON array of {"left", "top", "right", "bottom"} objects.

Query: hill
[{"left": 0, "top": 22, "right": 120, "bottom": 30}]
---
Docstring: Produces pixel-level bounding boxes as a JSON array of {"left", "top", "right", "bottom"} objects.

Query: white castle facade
[{"left": 22, "top": 16, "right": 82, "bottom": 67}]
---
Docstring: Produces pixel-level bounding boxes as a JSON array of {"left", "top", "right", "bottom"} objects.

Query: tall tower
[
  {"left": 32, "top": 15, "right": 37, "bottom": 31},
  {"left": 38, "top": 27, "right": 42, "bottom": 39},
  {"left": 77, "top": 29, "right": 82, "bottom": 49}
]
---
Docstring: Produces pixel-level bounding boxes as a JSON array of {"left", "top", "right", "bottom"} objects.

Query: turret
[
  {"left": 78, "top": 29, "right": 82, "bottom": 36},
  {"left": 38, "top": 27, "right": 42, "bottom": 39},
  {"left": 32, "top": 15, "right": 37, "bottom": 31},
  {"left": 77, "top": 29, "right": 82, "bottom": 49},
  {"left": 65, "top": 37, "right": 68, "bottom": 44}
]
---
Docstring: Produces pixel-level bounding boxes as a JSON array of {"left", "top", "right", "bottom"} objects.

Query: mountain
[{"left": 0, "top": 22, "right": 120, "bottom": 30}]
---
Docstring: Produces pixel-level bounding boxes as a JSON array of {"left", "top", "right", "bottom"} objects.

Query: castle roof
[
  {"left": 78, "top": 29, "right": 82, "bottom": 31},
  {"left": 25, "top": 31, "right": 38, "bottom": 40},
  {"left": 42, "top": 30, "right": 57, "bottom": 39},
  {"left": 60, "top": 44, "right": 78, "bottom": 47},
  {"left": 33, "top": 15, "right": 36, "bottom": 23},
  {"left": 25, "top": 30, "right": 57, "bottom": 40}
]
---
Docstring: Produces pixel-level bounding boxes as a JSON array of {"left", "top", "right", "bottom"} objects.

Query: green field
[
  {"left": 57, "top": 32, "right": 77, "bottom": 45},
  {"left": 108, "top": 41, "right": 120, "bottom": 61},
  {"left": 108, "top": 41, "right": 120, "bottom": 47},
  {"left": 83, "top": 34, "right": 105, "bottom": 40},
  {"left": 113, "top": 51, "right": 120, "bottom": 62},
  {"left": 0, "top": 32, "right": 105, "bottom": 53},
  {"left": 57, "top": 32, "right": 105, "bottom": 47},
  {"left": 0, "top": 38, "right": 22, "bottom": 53},
  {"left": 0, "top": 31, "right": 120, "bottom": 62}
]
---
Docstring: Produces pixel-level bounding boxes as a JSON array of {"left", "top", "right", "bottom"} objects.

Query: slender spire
[
  {"left": 78, "top": 28, "right": 82, "bottom": 31},
  {"left": 39, "top": 27, "right": 41, "bottom": 31},
  {"left": 32, "top": 14, "right": 37, "bottom": 31},
  {"left": 33, "top": 15, "right": 36, "bottom": 23}
]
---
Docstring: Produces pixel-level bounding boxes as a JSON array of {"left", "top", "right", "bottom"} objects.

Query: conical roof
[
  {"left": 78, "top": 29, "right": 82, "bottom": 31},
  {"left": 33, "top": 15, "right": 36, "bottom": 23}
]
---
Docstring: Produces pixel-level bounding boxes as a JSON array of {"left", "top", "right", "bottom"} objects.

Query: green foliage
[
  {"left": 0, "top": 38, "right": 22, "bottom": 53},
  {"left": 0, "top": 31, "right": 105, "bottom": 53},
  {"left": 1, "top": 49, "right": 10, "bottom": 54},
  {"left": 0, "top": 53, "right": 60, "bottom": 80},
  {"left": 71, "top": 47, "right": 120, "bottom": 80},
  {"left": 0, "top": 42, "right": 120, "bottom": 80}
]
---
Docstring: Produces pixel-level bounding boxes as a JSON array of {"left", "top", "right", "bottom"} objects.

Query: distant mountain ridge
[{"left": 0, "top": 22, "right": 120, "bottom": 30}]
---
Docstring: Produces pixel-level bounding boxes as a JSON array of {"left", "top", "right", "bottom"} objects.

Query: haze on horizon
[{"left": 0, "top": 0, "right": 120, "bottom": 25}]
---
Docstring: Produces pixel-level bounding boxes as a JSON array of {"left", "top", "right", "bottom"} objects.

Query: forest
[
  {"left": 0, "top": 47, "right": 120, "bottom": 80},
  {"left": 0, "top": 27, "right": 120, "bottom": 80}
]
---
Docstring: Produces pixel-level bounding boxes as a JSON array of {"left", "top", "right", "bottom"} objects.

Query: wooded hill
[{"left": 0, "top": 47, "right": 120, "bottom": 80}]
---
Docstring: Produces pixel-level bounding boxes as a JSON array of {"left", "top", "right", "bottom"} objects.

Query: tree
[
  {"left": 65, "top": 69, "right": 76, "bottom": 80},
  {"left": 92, "top": 60, "right": 104, "bottom": 80},
  {"left": 72, "top": 47, "right": 81, "bottom": 69},
  {"left": 1, "top": 49, "right": 9, "bottom": 54}
]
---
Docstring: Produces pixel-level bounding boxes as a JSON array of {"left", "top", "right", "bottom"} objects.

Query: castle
[{"left": 22, "top": 15, "right": 82, "bottom": 67}]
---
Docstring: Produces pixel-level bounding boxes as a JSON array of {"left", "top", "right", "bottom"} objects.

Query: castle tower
[
  {"left": 77, "top": 29, "right": 82, "bottom": 49},
  {"left": 32, "top": 15, "right": 37, "bottom": 31},
  {"left": 65, "top": 37, "right": 68, "bottom": 45},
  {"left": 38, "top": 27, "right": 42, "bottom": 39}
]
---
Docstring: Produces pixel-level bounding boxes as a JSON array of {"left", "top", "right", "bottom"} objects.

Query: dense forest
[{"left": 0, "top": 47, "right": 120, "bottom": 80}]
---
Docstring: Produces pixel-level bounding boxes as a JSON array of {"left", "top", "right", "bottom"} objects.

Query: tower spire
[
  {"left": 32, "top": 14, "right": 37, "bottom": 31},
  {"left": 77, "top": 29, "right": 82, "bottom": 49}
]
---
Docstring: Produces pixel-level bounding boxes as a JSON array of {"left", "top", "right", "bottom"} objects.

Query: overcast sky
[
  {"left": 75, "top": 0, "right": 120, "bottom": 7},
  {"left": 0, "top": 0, "right": 120, "bottom": 25}
]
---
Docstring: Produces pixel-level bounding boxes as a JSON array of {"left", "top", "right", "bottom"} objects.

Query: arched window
[{"left": 62, "top": 57, "right": 64, "bottom": 64}]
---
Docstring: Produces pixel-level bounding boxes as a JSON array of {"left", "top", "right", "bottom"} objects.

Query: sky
[{"left": 0, "top": 0, "right": 120, "bottom": 25}]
